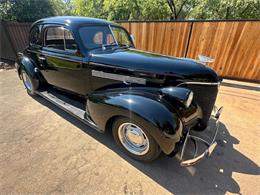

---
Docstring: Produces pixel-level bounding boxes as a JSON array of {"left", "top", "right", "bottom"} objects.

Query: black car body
[{"left": 16, "top": 16, "right": 223, "bottom": 165}]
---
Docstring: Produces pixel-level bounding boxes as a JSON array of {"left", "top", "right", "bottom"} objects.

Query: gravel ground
[{"left": 0, "top": 70, "right": 259, "bottom": 194}]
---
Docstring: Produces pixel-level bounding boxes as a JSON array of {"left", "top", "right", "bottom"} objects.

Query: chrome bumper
[{"left": 180, "top": 106, "right": 223, "bottom": 166}]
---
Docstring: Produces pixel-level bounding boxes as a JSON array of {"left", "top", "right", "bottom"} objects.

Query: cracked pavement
[{"left": 0, "top": 70, "right": 259, "bottom": 194}]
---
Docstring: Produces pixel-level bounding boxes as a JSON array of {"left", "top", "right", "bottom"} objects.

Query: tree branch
[
  {"left": 176, "top": 0, "right": 188, "bottom": 18},
  {"left": 167, "top": 0, "right": 177, "bottom": 19},
  {"left": 133, "top": 0, "right": 141, "bottom": 19},
  {"left": 166, "top": 0, "right": 173, "bottom": 13},
  {"left": 225, "top": 6, "right": 230, "bottom": 19}
]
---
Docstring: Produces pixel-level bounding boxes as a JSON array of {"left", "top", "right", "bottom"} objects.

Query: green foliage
[
  {"left": 166, "top": 0, "right": 195, "bottom": 19},
  {"left": 188, "top": 0, "right": 260, "bottom": 19},
  {"left": 74, "top": 0, "right": 171, "bottom": 21},
  {"left": 72, "top": 0, "right": 107, "bottom": 19},
  {"left": 0, "top": 0, "right": 259, "bottom": 22},
  {"left": 103, "top": 0, "right": 139, "bottom": 21},
  {"left": 0, "top": 0, "right": 68, "bottom": 22},
  {"left": 72, "top": 0, "right": 260, "bottom": 21},
  {"left": 140, "top": 0, "right": 171, "bottom": 20}
]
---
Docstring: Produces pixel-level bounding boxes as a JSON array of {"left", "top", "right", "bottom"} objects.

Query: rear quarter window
[
  {"left": 45, "top": 27, "right": 65, "bottom": 50},
  {"left": 29, "top": 25, "right": 42, "bottom": 47},
  {"left": 44, "top": 26, "right": 77, "bottom": 52},
  {"left": 64, "top": 29, "right": 77, "bottom": 51}
]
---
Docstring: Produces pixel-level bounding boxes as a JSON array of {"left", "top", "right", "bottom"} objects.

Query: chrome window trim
[
  {"left": 108, "top": 24, "right": 118, "bottom": 46},
  {"left": 176, "top": 81, "right": 220, "bottom": 87}
]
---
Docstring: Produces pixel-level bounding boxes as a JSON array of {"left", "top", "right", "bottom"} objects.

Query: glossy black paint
[
  {"left": 87, "top": 88, "right": 184, "bottom": 154},
  {"left": 16, "top": 16, "right": 220, "bottom": 155},
  {"left": 89, "top": 48, "right": 219, "bottom": 84},
  {"left": 16, "top": 55, "right": 37, "bottom": 79},
  {"left": 159, "top": 87, "right": 192, "bottom": 107}
]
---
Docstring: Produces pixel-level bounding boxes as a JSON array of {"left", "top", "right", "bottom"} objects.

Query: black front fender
[{"left": 87, "top": 89, "right": 183, "bottom": 154}]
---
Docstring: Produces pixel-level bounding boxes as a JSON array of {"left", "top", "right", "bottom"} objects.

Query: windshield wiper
[
  {"left": 101, "top": 43, "right": 118, "bottom": 50},
  {"left": 117, "top": 43, "right": 131, "bottom": 48}
]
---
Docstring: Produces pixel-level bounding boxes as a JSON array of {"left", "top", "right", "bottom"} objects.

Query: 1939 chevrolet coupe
[{"left": 16, "top": 16, "right": 223, "bottom": 166}]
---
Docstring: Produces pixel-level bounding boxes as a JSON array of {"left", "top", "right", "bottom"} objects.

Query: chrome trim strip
[
  {"left": 89, "top": 62, "right": 177, "bottom": 80},
  {"left": 108, "top": 24, "right": 118, "bottom": 46},
  {"left": 36, "top": 90, "right": 102, "bottom": 132},
  {"left": 90, "top": 62, "right": 158, "bottom": 76},
  {"left": 90, "top": 62, "right": 122, "bottom": 69},
  {"left": 92, "top": 70, "right": 146, "bottom": 85},
  {"left": 176, "top": 81, "right": 220, "bottom": 87}
]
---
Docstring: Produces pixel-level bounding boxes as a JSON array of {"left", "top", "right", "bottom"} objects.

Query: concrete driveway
[{"left": 0, "top": 70, "right": 259, "bottom": 194}]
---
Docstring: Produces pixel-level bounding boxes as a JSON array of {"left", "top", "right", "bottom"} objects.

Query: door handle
[
  {"left": 38, "top": 55, "right": 47, "bottom": 69},
  {"left": 39, "top": 56, "right": 46, "bottom": 60},
  {"left": 123, "top": 80, "right": 131, "bottom": 85}
]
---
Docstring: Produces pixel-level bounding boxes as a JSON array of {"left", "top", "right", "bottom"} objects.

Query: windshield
[{"left": 79, "top": 25, "right": 133, "bottom": 50}]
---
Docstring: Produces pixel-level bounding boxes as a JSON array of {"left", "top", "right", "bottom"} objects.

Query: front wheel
[
  {"left": 21, "top": 69, "right": 39, "bottom": 96},
  {"left": 112, "top": 117, "right": 161, "bottom": 162}
]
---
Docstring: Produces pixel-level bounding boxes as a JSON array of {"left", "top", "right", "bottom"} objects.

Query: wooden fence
[
  {"left": 1, "top": 20, "right": 259, "bottom": 81},
  {"left": 121, "top": 21, "right": 260, "bottom": 81},
  {"left": 0, "top": 21, "right": 31, "bottom": 62}
]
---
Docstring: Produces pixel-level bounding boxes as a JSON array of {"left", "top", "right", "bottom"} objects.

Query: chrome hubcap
[
  {"left": 118, "top": 122, "right": 149, "bottom": 155},
  {"left": 22, "top": 72, "right": 32, "bottom": 91}
]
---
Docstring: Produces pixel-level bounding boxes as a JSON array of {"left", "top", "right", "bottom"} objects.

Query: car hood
[{"left": 89, "top": 48, "right": 219, "bottom": 82}]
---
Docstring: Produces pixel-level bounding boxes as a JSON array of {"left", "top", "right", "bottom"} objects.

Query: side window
[
  {"left": 29, "top": 25, "right": 42, "bottom": 47},
  {"left": 64, "top": 29, "right": 77, "bottom": 51},
  {"left": 45, "top": 27, "right": 64, "bottom": 50},
  {"left": 111, "top": 27, "right": 131, "bottom": 46}
]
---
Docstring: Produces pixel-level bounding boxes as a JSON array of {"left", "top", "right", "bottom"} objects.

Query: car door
[{"left": 39, "top": 25, "right": 91, "bottom": 95}]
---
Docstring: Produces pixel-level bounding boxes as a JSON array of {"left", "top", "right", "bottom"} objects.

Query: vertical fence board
[
  {"left": 0, "top": 21, "right": 17, "bottom": 61},
  {"left": 5, "top": 22, "right": 31, "bottom": 53},
  {"left": 121, "top": 22, "right": 192, "bottom": 57},
  {"left": 186, "top": 21, "right": 260, "bottom": 81}
]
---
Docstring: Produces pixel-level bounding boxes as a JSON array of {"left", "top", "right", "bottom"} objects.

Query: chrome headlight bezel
[{"left": 185, "top": 91, "right": 193, "bottom": 108}]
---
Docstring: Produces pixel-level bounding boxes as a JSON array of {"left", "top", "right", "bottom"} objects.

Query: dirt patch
[
  {"left": 0, "top": 61, "right": 15, "bottom": 70},
  {"left": 0, "top": 70, "right": 259, "bottom": 194}
]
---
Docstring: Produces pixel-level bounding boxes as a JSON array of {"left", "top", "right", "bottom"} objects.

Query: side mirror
[
  {"left": 130, "top": 34, "right": 135, "bottom": 42},
  {"left": 73, "top": 45, "right": 82, "bottom": 56},
  {"left": 75, "top": 49, "right": 82, "bottom": 56},
  {"left": 71, "top": 46, "right": 81, "bottom": 56}
]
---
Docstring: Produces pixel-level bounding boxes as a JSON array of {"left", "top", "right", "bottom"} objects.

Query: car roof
[{"left": 32, "top": 16, "right": 119, "bottom": 29}]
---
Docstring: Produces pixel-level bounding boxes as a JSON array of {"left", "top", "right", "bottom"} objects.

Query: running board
[{"left": 36, "top": 89, "right": 101, "bottom": 132}]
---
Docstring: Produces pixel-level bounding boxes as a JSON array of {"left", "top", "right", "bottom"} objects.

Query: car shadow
[{"left": 33, "top": 96, "right": 259, "bottom": 194}]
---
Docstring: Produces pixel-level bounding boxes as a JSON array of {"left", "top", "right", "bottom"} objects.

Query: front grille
[{"left": 185, "top": 84, "right": 218, "bottom": 126}]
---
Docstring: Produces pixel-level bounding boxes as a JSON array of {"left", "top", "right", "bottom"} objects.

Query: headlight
[
  {"left": 159, "top": 86, "right": 193, "bottom": 108},
  {"left": 185, "top": 91, "right": 193, "bottom": 108}
]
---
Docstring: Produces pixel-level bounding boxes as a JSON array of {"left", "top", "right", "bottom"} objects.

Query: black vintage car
[{"left": 16, "top": 16, "right": 223, "bottom": 166}]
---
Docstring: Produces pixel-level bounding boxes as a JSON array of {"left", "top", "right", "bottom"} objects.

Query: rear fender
[
  {"left": 87, "top": 89, "right": 183, "bottom": 154},
  {"left": 16, "top": 55, "right": 38, "bottom": 79}
]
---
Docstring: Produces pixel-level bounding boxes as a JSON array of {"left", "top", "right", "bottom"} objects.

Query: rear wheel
[
  {"left": 21, "top": 69, "right": 39, "bottom": 96},
  {"left": 112, "top": 117, "right": 161, "bottom": 162}
]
